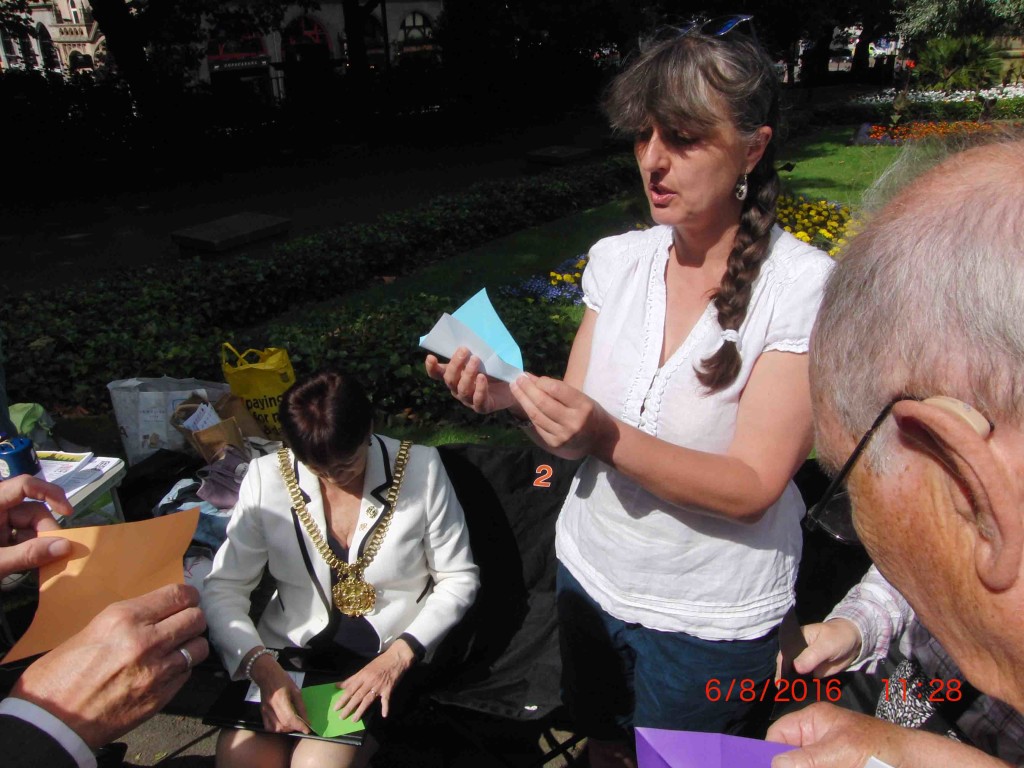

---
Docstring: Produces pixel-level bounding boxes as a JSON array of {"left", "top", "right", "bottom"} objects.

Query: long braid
[{"left": 696, "top": 145, "right": 781, "bottom": 392}]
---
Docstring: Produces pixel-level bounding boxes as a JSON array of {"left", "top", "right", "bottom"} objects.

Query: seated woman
[{"left": 203, "top": 370, "right": 480, "bottom": 768}]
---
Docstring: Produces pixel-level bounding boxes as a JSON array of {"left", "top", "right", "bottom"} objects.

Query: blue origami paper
[
  {"left": 635, "top": 728, "right": 795, "bottom": 768},
  {"left": 419, "top": 288, "right": 525, "bottom": 383}
]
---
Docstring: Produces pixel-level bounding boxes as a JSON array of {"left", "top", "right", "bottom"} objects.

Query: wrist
[
  {"left": 591, "top": 407, "right": 620, "bottom": 462},
  {"left": 240, "top": 646, "right": 279, "bottom": 682},
  {"left": 251, "top": 654, "right": 284, "bottom": 688},
  {"left": 389, "top": 638, "right": 417, "bottom": 670}
]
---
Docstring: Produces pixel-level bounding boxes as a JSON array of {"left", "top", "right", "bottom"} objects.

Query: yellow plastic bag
[{"left": 221, "top": 343, "right": 296, "bottom": 439}]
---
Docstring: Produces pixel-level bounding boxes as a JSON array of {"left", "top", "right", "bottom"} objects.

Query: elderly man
[
  {"left": 767, "top": 140, "right": 1024, "bottom": 766},
  {"left": 0, "top": 475, "right": 209, "bottom": 768}
]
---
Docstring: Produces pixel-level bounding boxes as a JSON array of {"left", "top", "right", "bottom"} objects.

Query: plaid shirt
[{"left": 829, "top": 566, "right": 1024, "bottom": 766}]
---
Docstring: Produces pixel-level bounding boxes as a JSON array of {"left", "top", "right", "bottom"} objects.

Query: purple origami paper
[{"left": 636, "top": 727, "right": 795, "bottom": 768}]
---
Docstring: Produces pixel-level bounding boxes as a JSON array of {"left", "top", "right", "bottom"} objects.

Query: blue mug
[{"left": 0, "top": 436, "right": 41, "bottom": 480}]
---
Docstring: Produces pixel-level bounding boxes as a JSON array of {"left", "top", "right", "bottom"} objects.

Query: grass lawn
[
  {"left": 778, "top": 125, "right": 903, "bottom": 208},
  {"left": 305, "top": 196, "right": 644, "bottom": 315}
]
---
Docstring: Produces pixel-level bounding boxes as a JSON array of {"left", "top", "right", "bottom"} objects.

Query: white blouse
[{"left": 555, "top": 224, "right": 834, "bottom": 640}]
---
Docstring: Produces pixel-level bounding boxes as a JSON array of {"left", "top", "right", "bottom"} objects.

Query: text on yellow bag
[{"left": 221, "top": 343, "right": 296, "bottom": 439}]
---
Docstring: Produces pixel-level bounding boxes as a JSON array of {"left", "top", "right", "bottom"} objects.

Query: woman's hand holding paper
[
  {"left": 252, "top": 657, "right": 310, "bottom": 735},
  {"left": 425, "top": 347, "right": 521, "bottom": 416},
  {"left": 510, "top": 375, "right": 616, "bottom": 460}
]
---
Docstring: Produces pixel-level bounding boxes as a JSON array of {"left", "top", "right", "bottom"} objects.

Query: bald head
[{"left": 811, "top": 140, "right": 1024, "bottom": 466}]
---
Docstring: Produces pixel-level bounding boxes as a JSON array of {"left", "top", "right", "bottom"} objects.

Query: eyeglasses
[
  {"left": 805, "top": 396, "right": 994, "bottom": 545},
  {"left": 653, "top": 14, "right": 759, "bottom": 45}
]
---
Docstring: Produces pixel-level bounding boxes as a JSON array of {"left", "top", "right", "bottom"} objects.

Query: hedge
[
  {"left": 268, "top": 293, "right": 584, "bottom": 426},
  {"left": 2, "top": 155, "right": 635, "bottom": 413}
]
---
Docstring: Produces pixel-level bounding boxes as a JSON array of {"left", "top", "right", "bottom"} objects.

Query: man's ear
[{"left": 892, "top": 398, "right": 1022, "bottom": 591}]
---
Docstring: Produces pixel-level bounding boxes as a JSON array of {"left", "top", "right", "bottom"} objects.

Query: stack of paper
[{"left": 36, "top": 450, "right": 94, "bottom": 489}]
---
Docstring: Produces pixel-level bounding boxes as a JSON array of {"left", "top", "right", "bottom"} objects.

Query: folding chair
[{"left": 429, "top": 444, "right": 585, "bottom": 767}]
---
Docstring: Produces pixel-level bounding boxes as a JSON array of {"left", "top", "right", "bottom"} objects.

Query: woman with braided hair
[{"left": 426, "top": 20, "right": 832, "bottom": 766}]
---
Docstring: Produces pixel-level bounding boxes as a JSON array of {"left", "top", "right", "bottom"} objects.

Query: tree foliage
[
  {"left": 914, "top": 35, "right": 1003, "bottom": 89},
  {"left": 896, "top": 0, "right": 1024, "bottom": 38},
  {"left": 0, "top": 0, "right": 32, "bottom": 41}
]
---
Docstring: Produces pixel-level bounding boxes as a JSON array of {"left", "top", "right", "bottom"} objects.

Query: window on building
[
  {"left": 18, "top": 32, "right": 37, "bottom": 68},
  {"left": 400, "top": 12, "right": 432, "bottom": 44},
  {"left": 283, "top": 16, "right": 330, "bottom": 51},
  {"left": 1, "top": 32, "right": 17, "bottom": 60},
  {"left": 37, "top": 25, "right": 59, "bottom": 70}
]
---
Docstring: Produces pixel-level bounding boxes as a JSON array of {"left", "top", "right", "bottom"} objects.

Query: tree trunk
[
  {"left": 851, "top": 16, "right": 879, "bottom": 79},
  {"left": 801, "top": 26, "right": 835, "bottom": 87},
  {"left": 88, "top": 0, "right": 154, "bottom": 111},
  {"left": 342, "top": 0, "right": 381, "bottom": 82}
]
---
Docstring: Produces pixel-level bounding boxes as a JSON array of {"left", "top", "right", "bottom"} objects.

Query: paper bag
[
  {"left": 170, "top": 395, "right": 247, "bottom": 465},
  {"left": 107, "top": 377, "right": 231, "bottom": 466},
  {"left": 221, "top": 343, "right": 295, "bottom": 439},
  {"left": 213, "top": 393, "right": 266, "bottom": 439}
]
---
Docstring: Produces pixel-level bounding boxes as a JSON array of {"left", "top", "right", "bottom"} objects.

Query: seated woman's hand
[
  {"left": 510, "top": 374, "right": 616, "bottom": 460},
  {"left": 425, "top": 347, "right": 518, "bottom": 415},
  {"left": 251, "top": 656, "right": 310, "bottom": 734},
  {"left": 336, "top": 639, "right": 416, "bottom": 721}
]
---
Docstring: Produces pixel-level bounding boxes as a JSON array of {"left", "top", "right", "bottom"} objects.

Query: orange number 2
[{"left": 534, "top": 464, "right": 553, "bottom": 488}]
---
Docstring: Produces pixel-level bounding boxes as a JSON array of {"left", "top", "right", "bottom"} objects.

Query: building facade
[{"left": 1, "top": 0, "right": 442, "bottom": 100}]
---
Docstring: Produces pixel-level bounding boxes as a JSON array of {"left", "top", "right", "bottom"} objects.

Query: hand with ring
[
  {"left": 336, "top": 639, "right": 417, "bottom": 721},
  {"left": 11, "top": 583, "right": 208, "bottom": 750}
]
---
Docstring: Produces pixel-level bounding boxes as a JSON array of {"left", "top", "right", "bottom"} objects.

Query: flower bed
[
  {"left": 855, "top": 85, "right": 1024, "bottom": 105},
  {"left": 815, "top": 87, "right": 1024, "bottom": 125},
  {"left": 777, "top": 195, "right": 854, "bottom": 257},
  {"left": 856, "top": 119, "right": 1004, "bottom": 145}
]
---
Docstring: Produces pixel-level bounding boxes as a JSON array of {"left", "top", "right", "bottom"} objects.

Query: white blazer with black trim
[{"left": 202, "top": 434, "right": 480, "bottom": 679}]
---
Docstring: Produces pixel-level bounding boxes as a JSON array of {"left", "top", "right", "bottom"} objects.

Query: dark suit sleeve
[{"left": 0, "top": 713, "right": 79, "bottom": 768}]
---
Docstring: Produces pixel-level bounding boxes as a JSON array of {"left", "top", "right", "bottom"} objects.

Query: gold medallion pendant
[
  {"left": 333, "top": 574, "right": 376, "bottom": 617},
  {"left": 278, "top": 441, "right": 411, "bottom": 620}
]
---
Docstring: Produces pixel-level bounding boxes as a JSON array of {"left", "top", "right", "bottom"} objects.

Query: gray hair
[
  {"left": 603, "top": 32, "right": 782, "bottom": 392},
  {"left": 811, "top": 139, "right": 1024, "bottom": 467}
]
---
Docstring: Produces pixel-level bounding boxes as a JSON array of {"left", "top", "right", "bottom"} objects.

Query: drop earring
[{"left": 734, "top": 173, "right": 749, "bottom": 201}]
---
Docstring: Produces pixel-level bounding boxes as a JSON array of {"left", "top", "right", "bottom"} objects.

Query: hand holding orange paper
[{"left": 3, "top": 509, "right": 200, "bottom": 664}]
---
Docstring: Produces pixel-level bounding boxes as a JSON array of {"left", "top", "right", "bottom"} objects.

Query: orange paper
[{"left": 2, "top": 508, "right": 199, "bottom": 664}]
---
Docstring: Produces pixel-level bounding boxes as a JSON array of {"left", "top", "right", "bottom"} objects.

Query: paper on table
[
  {"left": 2, "top": 508, "right": 199, "bottom": 664},
  {"left": 300, "top": 683, "right": 366, "bottom": 738},
  {"left": 635, "top": 728, "right": 795, "bottom": 768},
  {"left": 865, "top": 758, "right": 896, "bottom": 768},
  {"left": 419, "top": 288, "right": 525, "bottom": 384},
  {"left": 35, "top": 450, "right": 94, "bottom": 489},
  {"left": 245, "top": 671, "right": 305, "bottom": 703},
  {"left": 55, "top": 456, "right": 121, "bottom": 499}
]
